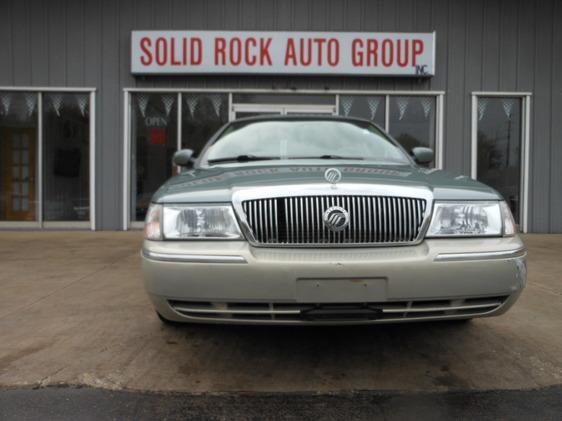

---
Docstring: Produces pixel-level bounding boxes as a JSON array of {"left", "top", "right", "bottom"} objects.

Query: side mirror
[
  {"left": 173, "top": 149, "right": 194, "bottom": 167},
  {"left": 411, "top": 147, "right": 434, "bottom": 165}
]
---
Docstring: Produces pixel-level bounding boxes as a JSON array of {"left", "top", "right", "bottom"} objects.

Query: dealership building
[{"left": 0, "top": 0, "right": 560, "bottom": 232}]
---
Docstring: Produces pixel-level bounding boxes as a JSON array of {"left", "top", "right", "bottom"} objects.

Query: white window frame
[
  {"left": 0, "top": 87, "right": 96, "bottom": 230},
  {"left": 123, "top": 88, "right": 444, "bottom": 230},
  {"left": 232, "top": 103, "right": 336, "bottom": 118},
  {"left": 470, "top": 92, "right": 532, "bottom": 233}
]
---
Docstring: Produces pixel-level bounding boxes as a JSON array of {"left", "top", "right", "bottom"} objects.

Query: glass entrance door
[
  {"left": 0, "top": 92, "right": 39, "bottom": 223},
  {"left": 1, "top": 128, "right": 36, "bottom": 221}
]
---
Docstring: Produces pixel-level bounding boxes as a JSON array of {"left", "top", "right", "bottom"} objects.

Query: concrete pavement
[{"left": 0, "top": 232, "right": 561, "bottom": 393}]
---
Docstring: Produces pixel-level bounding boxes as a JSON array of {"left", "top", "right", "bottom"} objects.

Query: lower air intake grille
[{"left": 169, "top": 296, "right": 508, "bottom": 323}]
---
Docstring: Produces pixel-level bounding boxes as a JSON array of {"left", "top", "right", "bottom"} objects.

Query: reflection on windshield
[{"left": 203, "top": 120, "right": 411, "bottom": 165}]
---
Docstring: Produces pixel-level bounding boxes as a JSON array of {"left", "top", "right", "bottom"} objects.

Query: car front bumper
[{"left": 142, "top": 236, "right": 527, "bottom": 325}]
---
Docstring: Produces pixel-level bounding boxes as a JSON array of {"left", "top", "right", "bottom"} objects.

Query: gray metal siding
[
  {"left": 551, "top": 0, "right": 562, "bottom": 232},
  {"left": 532, "top": 0, "right": 555, "bottom": 233},
  {"left": 0, "top": 0, "right": 560, "bottom": 232}
]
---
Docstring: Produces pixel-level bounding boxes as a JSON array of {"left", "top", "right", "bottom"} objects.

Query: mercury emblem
[
  {"left": 324, "top": 168, "right": 342, "bottom": 185},
  {"left": 323, "top": 206, "right": 350, "bottom": 232}
]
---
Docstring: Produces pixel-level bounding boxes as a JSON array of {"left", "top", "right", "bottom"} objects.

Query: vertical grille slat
[
  {"left": 313, "top": 196, "right": 318, "bottom": 244},
  {"left": 396, "top": 198, "right": 401, "bottom": 242},
  {"left": 344, "top": 196, "right": 351, "bottom": 243},
  {"left": 376, "top": 197, "right": 381, "bottom": 243},
  {"left": 269, "top": 199, "right": 279, "bottom": 243},
  {"left": 350, "top": 196, "right": 356, "bottom": 243},
  {"left": 242, "top": 195, "right": 427, "bottom": 246},
  {"left": 405, "top": 199, "right": 411, "bottom": 241},
  {"left": 253, "top": 201, "right": 259, "bottom": 241},
  {"left": 412, "top": 199, "right": 419, "bottom": 242},
  {"left": 383, "top": 197, "right": 388, "bottom": 242},
  {"left": 284, "top": 198, "right": 289, "bottom": 244},
  {"left": 289, "top": 197, "right": 294, "bottom": 243},
  {"left": 328, "top": 196, "right": 334, "bottom": 244},
  {"left": 304, "top": 197, "right": 308, "bottom": 244},
  {"left": 261, "top": 199, "right": 268, "bottom": 243},
  {"left": 370, "top": 197, "right": 376, "bottom": 243},
  {"left": 392, "top": 198, "right": 397, "bottom": 242}
]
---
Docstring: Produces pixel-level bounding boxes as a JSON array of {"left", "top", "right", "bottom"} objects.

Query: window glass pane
[
  {"left": 388, "top": 96, "right": 436, "bottom": 165},
  {"left": 338, "top": 95, "right": 385, "bottom": 128},
  {"left": 477, "top": 97, "right": 522, "bottom": 223},
  {"left": 285, "top": 109, "right": 334, "bottom": 116},
  {"left": 233, "top": 93, "right": 334, "bottom": 105},
  {"left": 235, "top": 111, "right": 280, "bottom": 119},
  {"left": 43, "top": 93, "right": 90, "bottom": 221},
  {"left": 131, "top": 93, "right": 177, "bottom": 221},
  {"left": 181, "top": 93, "right": 228, "bottom": 157},
  {"left": 0, "top": 92, "right": 38, "bottom": 221}
]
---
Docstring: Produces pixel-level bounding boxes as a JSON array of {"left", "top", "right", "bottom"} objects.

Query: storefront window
[
  {"left": 338, "top": 95, "right": 385, "bottom": 128},
  {"left": 0, "top": 90, "right": 91, "bottom": 225},
  {"left": 0, "top": 92, "right": 38, "bottom": 221},
  {"left": 182, "top": 93, "right": 228, "bottom": 157},
  {"left": 233, "top": 93, "right": 334, "bottom": 105},
  {"left": 338, "top": 94, "right": 437, "bottom": 166},
  {"left": 235, "top": 111, "right": 279, "bottom": 119},
  {"left": 388, "top": 96, "right": 436, "bottom": 161},
  {"left": 42, "top": 93, "right": 90, "bottom": 221},
  {"left": 476, "top": 97, "right": 522, "bottom": 223},
  {"left": 131, "top": 93, "right": 177, "bottom": 221}
]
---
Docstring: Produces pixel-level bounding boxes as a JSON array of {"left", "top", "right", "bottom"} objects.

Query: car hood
[{"left": 152, "top": 162, "right": 501, "bottom": 203}]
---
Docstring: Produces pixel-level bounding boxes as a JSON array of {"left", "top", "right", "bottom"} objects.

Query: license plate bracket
[{"left": 295, "top": 277, "right": 388, "bottom": 303}]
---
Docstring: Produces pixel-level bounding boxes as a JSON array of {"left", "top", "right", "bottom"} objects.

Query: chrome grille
[{"left": 241, "top": 195, "right": 427, "bottom": 246}]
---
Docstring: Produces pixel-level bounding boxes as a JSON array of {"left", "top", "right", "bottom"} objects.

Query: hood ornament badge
[{"left": 324, "top": 168, "right": 342, "bottom": 186}]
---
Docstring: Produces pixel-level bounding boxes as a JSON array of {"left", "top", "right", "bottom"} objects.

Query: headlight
[
  {"left": 162, "top": 205, "right": 243, "bottom": 239},
  {"left": 499, "top": 201, "right": 517, "bottom": 236},
  {"left": 144, "top": 203, "right": 163, "bottom": 240},
  {"left": 427, "top": 201, "right": 508, "bottom": 237},
  {"left": 144, "top": 203, "right": 243, "bottom": 240},
  {"left": 164, "top": 204, "right": 243, "bottom": 239}
]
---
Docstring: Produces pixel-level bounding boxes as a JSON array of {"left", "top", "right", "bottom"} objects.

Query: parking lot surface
[
  {"left": 2, "top": 386, "right": 562, "bottom": 421},
  {"left": 0, "top": 232, "right": 561, "bottom": 394}
]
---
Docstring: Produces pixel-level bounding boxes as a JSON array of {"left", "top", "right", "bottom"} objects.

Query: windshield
[{"left": 201, "top": 119, "right": 412, "bottom": 165}]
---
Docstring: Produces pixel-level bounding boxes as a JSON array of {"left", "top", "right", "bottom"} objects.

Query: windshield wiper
[
  {"left": 290, "top": 155, "right": 364, "bottom": 160},
  {"left": 207, "top": 155, "right": 280, "bottom": 164},
  {"left": 207, "top": 154, "right": 364, "bottom": 164}
]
